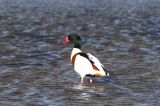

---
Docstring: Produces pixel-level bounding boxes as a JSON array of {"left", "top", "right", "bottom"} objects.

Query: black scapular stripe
[{"left": 78, "top": 52, "right": 94, "bottom": 64}]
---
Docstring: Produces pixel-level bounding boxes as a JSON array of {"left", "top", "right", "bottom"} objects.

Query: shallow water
[{"left": 0, "top": 0, "right": 160, "bottom": 105}]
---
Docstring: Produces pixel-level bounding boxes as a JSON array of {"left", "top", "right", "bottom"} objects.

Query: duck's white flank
[{"left": 73, "top": 53, "right": 95, "bottom": 78}]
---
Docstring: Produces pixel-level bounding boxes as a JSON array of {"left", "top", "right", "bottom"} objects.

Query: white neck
[{"left": 71, "top": 48, "right": 82, "bottom": 60}]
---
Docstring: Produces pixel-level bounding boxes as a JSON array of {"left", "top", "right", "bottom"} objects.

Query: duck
[{"left": 64, "top": 34, "right": 110, "bottom": 84}]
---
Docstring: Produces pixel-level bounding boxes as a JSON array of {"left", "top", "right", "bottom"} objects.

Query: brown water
[{"left": 0, "top": 0, "right": 160, "bottom": 106}]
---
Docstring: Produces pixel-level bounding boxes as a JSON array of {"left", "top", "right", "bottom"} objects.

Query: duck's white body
[{"left": 71, "top": 48, "right": 108, "bottom": 84}]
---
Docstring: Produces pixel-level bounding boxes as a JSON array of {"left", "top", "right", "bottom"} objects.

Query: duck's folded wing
[
  {"left": 87, "top": 53, "right": 104, "bottom": 71},
  {"left": 87, "top": 53, "right": 110, "bottom": 76}
]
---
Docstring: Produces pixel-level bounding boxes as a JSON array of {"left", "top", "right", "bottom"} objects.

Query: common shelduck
[{"left": 64, "top": 34, "right": 110, "bottom": 84}]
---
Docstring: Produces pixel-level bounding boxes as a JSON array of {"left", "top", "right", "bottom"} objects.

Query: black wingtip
[
  {"left": 106, "top": 72, "right": 110, "bottom": 77},
  {"left": 103, "top": 68, "right": 110, "bottom": 77}
]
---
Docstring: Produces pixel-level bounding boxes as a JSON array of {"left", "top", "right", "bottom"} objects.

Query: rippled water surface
[{"left": 0, "top": 0, "right": 160, "bottom": 105}]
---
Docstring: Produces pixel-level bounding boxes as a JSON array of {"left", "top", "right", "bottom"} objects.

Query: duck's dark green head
[{"left": 64, "top": 34, "right": 81, "bottom": 48}]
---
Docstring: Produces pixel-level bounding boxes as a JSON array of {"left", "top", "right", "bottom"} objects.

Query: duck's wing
[
  {"left": 87, "top": 53, "right": 104, "bottom": 71},
  {"left": 87, "top": 53, "right": 110, "bottom": 77}
]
